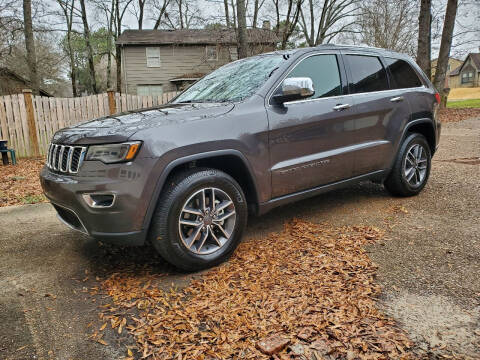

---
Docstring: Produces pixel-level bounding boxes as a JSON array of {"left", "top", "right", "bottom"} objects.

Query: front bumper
[{"left": 40, "top": 158, "right": 159, "bottom": 246}]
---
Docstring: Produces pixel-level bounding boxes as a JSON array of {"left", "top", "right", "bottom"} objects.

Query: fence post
[
  {"left": 23, "top": 89, "right": 40, "bottom": 157},
  {"left": 107, "top": 89, "right": 116, "bottom": 115}
]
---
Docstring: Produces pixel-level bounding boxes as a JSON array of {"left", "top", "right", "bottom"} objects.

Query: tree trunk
[
  {"left": 79, "top": 0, "right": 97, "bottom": 94},
  {"left": 107, "top": 0, "right": 115, "bottom": 89},
  {"left": 236, "top": 0, "right": 247, "bottom": 58},
  {"left": 416, "top": 0, "right": 431, "bottom": 79},
  {"left": 138, "top": 0, "right": 145, "bottom": 29},
  {"left": 252, "top": 0, "right": 259, "bottom": 28},
  {"left": 224, "top": 0, "right": 230, "bottom": 27},
  {"left": 433, "top": 0, "right": 458, "bottom": 104},
  {"left": 116, "top": 44, "right": 122, "bottom": 92},
  {"left": 23, "top": 0, "right": 40, "bottom": 95},
  {"left": 178, "top": 0, "right": 184, "bottom": 29}
]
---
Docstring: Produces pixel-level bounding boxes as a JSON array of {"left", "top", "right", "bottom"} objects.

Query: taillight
[{"left": 435, "top": 92, "right": 441, "bottom": 104}]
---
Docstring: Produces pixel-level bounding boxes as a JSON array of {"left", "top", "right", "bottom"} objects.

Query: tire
[
  {"left": 148, "top": 168, "right": 248, "bottom": 271},
  {"left": 384, "top": 133, "right": 431, "bottom": 197}
]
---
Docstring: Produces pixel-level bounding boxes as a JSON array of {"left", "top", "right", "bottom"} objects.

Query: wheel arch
[
  {"left": 142, "top": 150, "right": 260, "bottom": 233},
  {"left": 404, "top": 119, "right": 436, "bottom": 155}
]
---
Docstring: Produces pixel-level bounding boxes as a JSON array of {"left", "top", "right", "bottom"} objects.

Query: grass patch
[
  {"left": 447, "top": 99, "right": 480, "bottom": 109},
  {"left": 20, "top": 194, "right": 46, "bottom": 204}
]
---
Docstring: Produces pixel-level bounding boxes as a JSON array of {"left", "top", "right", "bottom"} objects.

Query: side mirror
[{"left": 272, "top": 77, "right": 315, "bottom": 104}]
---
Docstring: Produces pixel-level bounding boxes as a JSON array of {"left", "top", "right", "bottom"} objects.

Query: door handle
[
  {"left": 332, "top": 103, "right": 351, "bottom": 111},
  {"left": 390, "top": 96, "right": 404, "bottom": 102}
]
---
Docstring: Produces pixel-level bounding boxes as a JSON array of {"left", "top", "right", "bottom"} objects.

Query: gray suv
[{"left": 40, "top": 45, "right": 441, "bottom": 270}]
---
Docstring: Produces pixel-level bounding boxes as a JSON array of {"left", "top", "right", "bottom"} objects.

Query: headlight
[{"left": 85, "top": 141, "right": 142, "bottom": 163}]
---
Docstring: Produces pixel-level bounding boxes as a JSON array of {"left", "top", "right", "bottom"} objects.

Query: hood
[{"left": 52, "top": 102, "right": 235, "bottom": 145}]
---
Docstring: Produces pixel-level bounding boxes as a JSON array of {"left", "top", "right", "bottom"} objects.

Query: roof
[
  {"left": 448, "top": 53, "right": 480, "bottom": 76},
  {"left": 0, "top": 67, "right": 53, "bottom": 97},
  {"left": 170, "top": 72, "right": 205, "bottom": 82},
  {"left": 116, "top": 29, "right": 279, "bottom": 46}
]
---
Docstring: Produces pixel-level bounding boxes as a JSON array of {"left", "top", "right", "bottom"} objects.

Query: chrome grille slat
[{"left": 45, "top": 143, "right": 86, "bottom": 174}]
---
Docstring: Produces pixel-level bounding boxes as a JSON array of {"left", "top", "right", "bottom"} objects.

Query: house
[
  {"left": 431, "top": 57, "right": 463, "bottom": 87},
  {"left": 0, "top": 67, "right": 53, "bottom": 96},
  {"left": 116, "top": 28, "right": 278, "bottom": 95},
  {"left": 448, "top": 52, "right": 480, "bottom": 88}
]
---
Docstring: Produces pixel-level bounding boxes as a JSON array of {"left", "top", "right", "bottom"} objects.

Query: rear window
[
  {"left": 385, "top": 57, "right": 423, "bottom": 89},
  {"left": 345, "top": 55, "right": 389, "bottom": 93}
]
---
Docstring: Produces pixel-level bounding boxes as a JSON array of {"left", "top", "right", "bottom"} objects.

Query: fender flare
[{"left": 141, "top": 149, "right": 260, "bottom": 232}]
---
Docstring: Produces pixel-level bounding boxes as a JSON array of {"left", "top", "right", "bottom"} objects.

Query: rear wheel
[
  {"left": 149, "top": 168, "right": 247, "bottom": 271},
  {"left": 384, "top": 133, "right": 431, "bottom": 197}
]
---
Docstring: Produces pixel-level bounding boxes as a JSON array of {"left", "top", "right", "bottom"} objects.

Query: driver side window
[{"left": 287, "top": 54, "right": 342, "bottom": 99}]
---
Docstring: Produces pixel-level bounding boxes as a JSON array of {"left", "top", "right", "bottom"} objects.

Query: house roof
[
  {"left": 170, "top": 72, "right": 205, "bottom": 82},
  {"left": 0, "top": 67, "right": 53, "bottom": 96},
  {"left": 449, "top": 53, "right": 480, "bottom": 76},
  {"left": 116, "top": 29, "right": 279, "bottom": 46}
]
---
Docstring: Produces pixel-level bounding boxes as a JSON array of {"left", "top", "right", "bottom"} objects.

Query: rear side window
[
  {"left": 286, "top": 54, "right": 342, "bottom": 99},
  {"left": 385, "top": 57, "right": 423, "bottom": 89},
  {"left": 345, "top": 55, "right": 388, "bottom": 93}
]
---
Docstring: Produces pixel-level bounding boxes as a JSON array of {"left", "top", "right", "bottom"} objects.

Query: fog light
[{"left": 82, "top": 193, "right": 115, "bottom": 208}]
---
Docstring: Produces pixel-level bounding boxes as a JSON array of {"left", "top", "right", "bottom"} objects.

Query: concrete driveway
[{"left": 1, "top": 117, "right": 479, "bottom": 359}]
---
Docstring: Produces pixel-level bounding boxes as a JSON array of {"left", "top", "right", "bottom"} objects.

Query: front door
[{"left": 267, "top": 53, "right": 357, "bottom": 198}]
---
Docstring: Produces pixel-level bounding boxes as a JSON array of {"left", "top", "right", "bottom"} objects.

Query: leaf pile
[
  {"left": 0, "top": 158, "right": 46, "bottom": 207},
  {"left": 439, "top": 108, "right": 480, "bottom": 123},
  {"left": 97, "top": 220, "right": 412, "bottom": 359}
]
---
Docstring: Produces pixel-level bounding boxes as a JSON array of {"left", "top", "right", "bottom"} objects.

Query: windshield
[{"left": 173, "top": 54, "right": 284, "bottom": 103}]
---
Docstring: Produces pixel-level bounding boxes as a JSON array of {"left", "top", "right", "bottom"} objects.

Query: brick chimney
[{"left": 262, "top": 20, "right": 271, "bottom": 30}]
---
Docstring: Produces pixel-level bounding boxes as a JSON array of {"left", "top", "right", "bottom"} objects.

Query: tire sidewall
[
  {"left": 153, "top": 169, "right": 247, "bottom": 269},
  {"left": 398, "top": 134, "right": 431, "bottom": 194}
]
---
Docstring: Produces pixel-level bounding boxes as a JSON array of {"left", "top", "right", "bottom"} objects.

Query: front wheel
[
  {"left": 384, "top": 133, "right": 431, "bottom": 197},
  {"left": 148, "top": 168, "right": 248, "bottom": 271}
]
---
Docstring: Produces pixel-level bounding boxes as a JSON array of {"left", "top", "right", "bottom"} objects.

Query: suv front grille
[{"left": 46, "top": 144, "right": 86, "bottom": 174}]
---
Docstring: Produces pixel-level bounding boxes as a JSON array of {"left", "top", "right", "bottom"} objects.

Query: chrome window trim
[
  {"left": 53, "top": 145, "right": 60, "bottom": 170},
  {"left": 281, "top": 86, "right": 427, "bottom": 106},
  {"left": 58, "top": 146, "right": 66, "bottom": 172}
]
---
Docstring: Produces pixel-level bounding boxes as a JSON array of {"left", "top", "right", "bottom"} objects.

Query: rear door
[
  {"left": 267, "top": 52, "right": 356, "bottom": 198},
  {"left": 342, "top": 52, "right": 412, "bottom": 176}
]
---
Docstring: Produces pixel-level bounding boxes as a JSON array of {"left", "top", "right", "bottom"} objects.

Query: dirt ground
[{"left": 0, "top": 116, "right": 479, "bottom": 359}]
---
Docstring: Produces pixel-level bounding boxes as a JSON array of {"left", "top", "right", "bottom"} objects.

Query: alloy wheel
[
  {"left": 403, "top": 143, "right": 428, "bottom": 187},
  {"left": 178, "top": 187, "right": 236, "bottom": 255}
]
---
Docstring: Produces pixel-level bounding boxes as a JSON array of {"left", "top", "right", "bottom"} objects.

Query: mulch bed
[
  {"left": 92, "top": 220, "right": 413, "bottom": 359},
  {"left": 0, "top": 158, "right": 46, "bottom": 207},
  {"left": 439, "top": 108, "right": 480, "bottom": 123}
]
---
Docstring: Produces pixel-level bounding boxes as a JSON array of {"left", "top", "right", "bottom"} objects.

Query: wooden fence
[{"left": 0, "top": 90, "right": 179, "bottom": 158}]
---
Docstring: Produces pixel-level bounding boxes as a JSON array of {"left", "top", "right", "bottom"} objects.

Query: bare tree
[
  {"left": 162, "top": 0, "right": 203, "bottom": 29},
  {"left": 237, "top": 0, "right": 247, "bottom": 58},
  {"left": 272, "top": 0, "right": 304, "bottom": 49},
  {"left": 299, "top": 0, "right": 358, "bottom": 46},
  {"left": 79, "top": 0, "right": 97, "bottom": 93},
  {"left": 23, "top": 0, "right": 40, "bottom": 95},
  {"left": 354, "top": 0, "right": 417, "bottom": 55},
  {"left": 252, "top": 0, "right": 266, "bottom": 28},
  {"left": 114, "top": 0, "right": 133, "bottom": 92},
  {"left": 137, "top": 0, "right": 147, "bottom": 29},
  {"left": 224, "top": 0, "right": 231, "bottom": 27},
  {"left": 417, "top": 0, "right": 431, "bottom": 79},
  {"left": 152, "top": 0, "right": 171, "bottom": 29},
  {"left": 56, "top": 0, "right": 78, "bottom": 96},
  {"left": 433, "top": 0, "right": 458, "bottom": 104}
]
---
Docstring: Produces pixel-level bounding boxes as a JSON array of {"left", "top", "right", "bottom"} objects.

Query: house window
[
  {"left": 206, "top": 46, "right": 218, "bottom": 61},
  {"left": 146, "top": 47, "right": 161, "bottom": 68},
  {"left": 461, "top": 72, "right": 474, "bottom": 83},
  {"left": 137, "top": 85, "right": 163, "bottom": 96}
]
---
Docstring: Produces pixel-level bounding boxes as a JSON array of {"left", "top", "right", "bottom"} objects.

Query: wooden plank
[
  {"left": 147, "top": 95, "right": 153, "bottom": 108},
  {"left": 115, "top": 93, "right": 120, "bottom": 113},
  {"left": 68, "top": 98, "right": 75, "bottom": 127},
  {"left": 5, "top": 96, "right": 22, "bottom": 155},
  {"left": 121, "top": 93, "right": 127, "bottom": 112},
  {"left": 11, "top": 94, "right": 26, "bottom": 156},
  {"left": 18, "top": 93, "right": 33, "bottom": 156},
  {"left": 0, "top": 97, "right": 8, "bottom": 142},
  {"left": 85, "top": 95, "right": 92, "bottom": 120},
  {"left": 33, "top": 96, "right": 46, "bottom": 153},
  {"left": 42, "top": 97, "right": 53, "bottom": 145},
  {"left": 97, "top": 94, "right": 105, "bottom": 117},
  {"left": 142, "top": 95, "right": 148, "bottom": 109},
  {"left": 49, "top": 98, "right": 58, "bottom": 133},
  {"left": 56, "top": 98, "right": 65, "bottom": 129}
]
